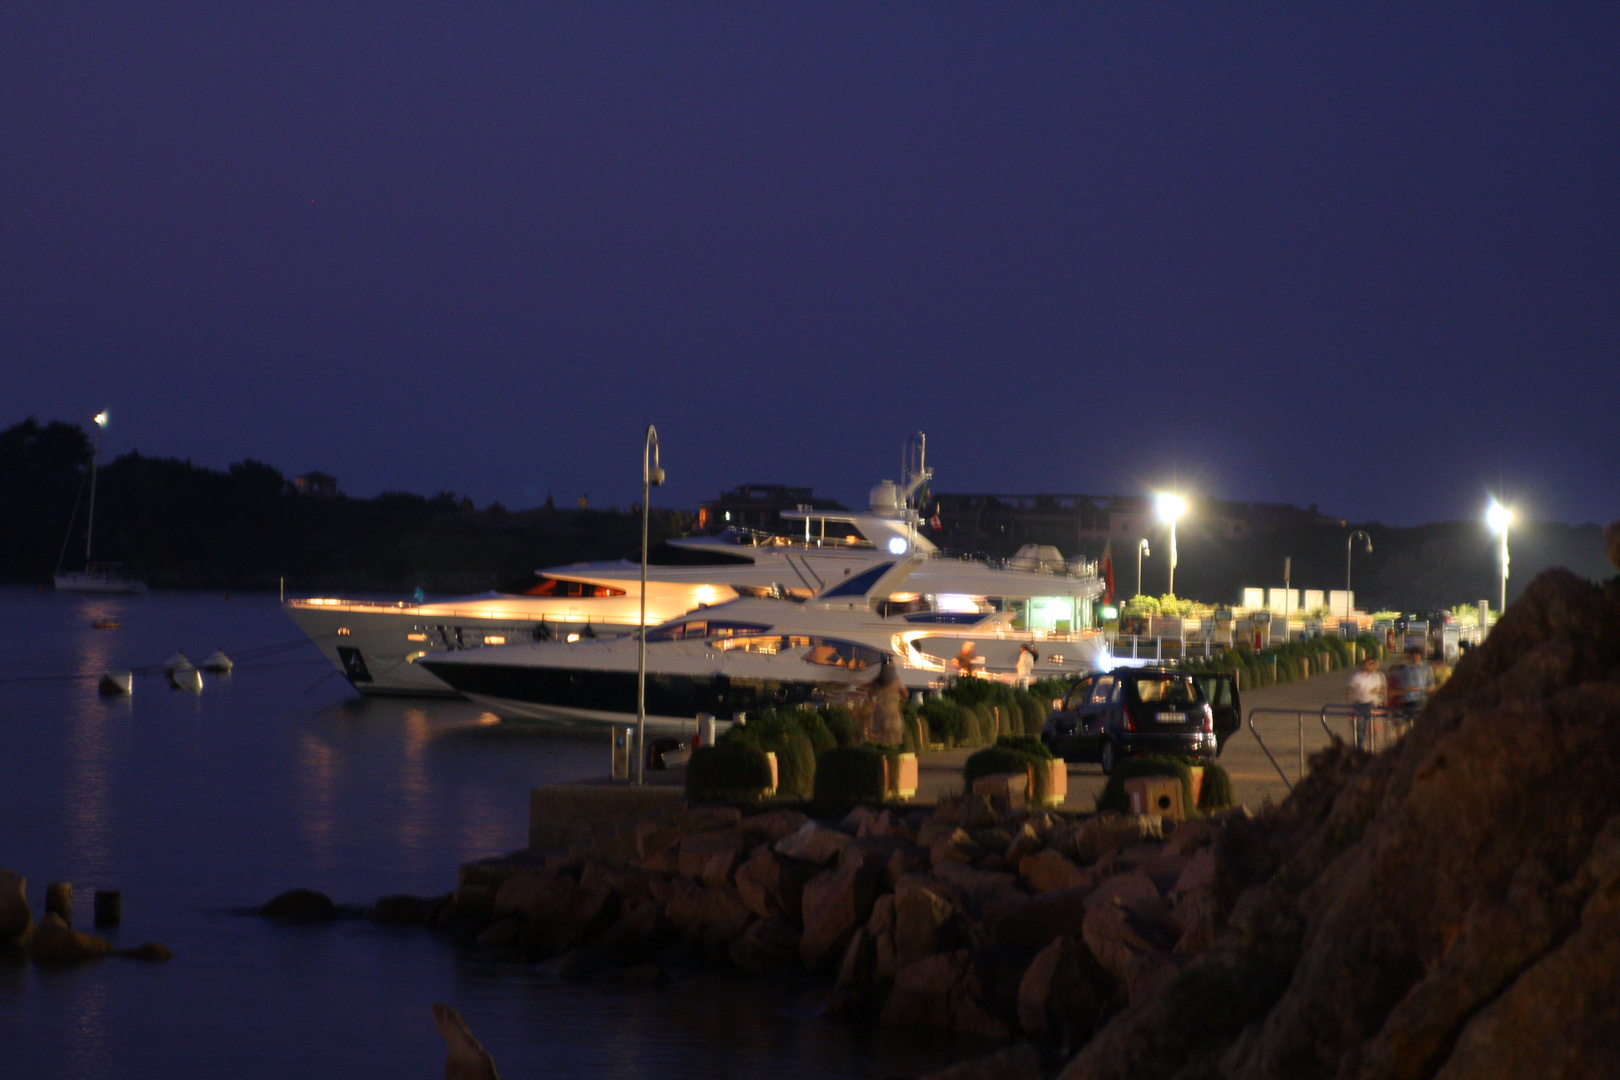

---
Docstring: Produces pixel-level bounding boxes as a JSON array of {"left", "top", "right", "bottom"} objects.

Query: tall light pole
[
  {"left": 1346, "top": 530, "right": 1371, "bottom": 623},
  {"left": 1487, "top": 501, "right": 1512, "bottom": 618},
  {"left": 1155, "top": 493, "right": 1185, "bottom": 597},
  {"left": 86, "top": 410, "right": 108, "bottom": 566},
  {"left": 1136, "top": 538, "right": 1149, "bottom": 599},
  {"left": 636, "top": 425, "right": 664, "bottom": 786}
]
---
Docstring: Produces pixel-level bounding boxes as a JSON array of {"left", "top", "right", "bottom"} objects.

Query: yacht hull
[{"left": 54, "top": 572, "right": 148, "bottom": 594}]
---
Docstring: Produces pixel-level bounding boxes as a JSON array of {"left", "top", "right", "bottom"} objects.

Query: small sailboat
[{"left": 54, "top": 411, "right": 147, "bottom": 595}]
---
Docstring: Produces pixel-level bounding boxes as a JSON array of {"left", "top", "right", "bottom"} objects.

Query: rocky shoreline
[{"left": 259, "top": 525, "right": 1620, "bottom": 1080}]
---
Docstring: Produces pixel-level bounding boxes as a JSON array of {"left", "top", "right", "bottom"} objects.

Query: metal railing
[{"left": 1247, "top": 703, "right": 1418, "bottom": 791}]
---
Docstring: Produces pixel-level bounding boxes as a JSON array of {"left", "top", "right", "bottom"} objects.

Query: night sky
[{"left": 4, "top": 3, "right": 1615, "bottom": 527}]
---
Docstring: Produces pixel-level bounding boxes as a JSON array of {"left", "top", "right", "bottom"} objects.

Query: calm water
[{"left": 0, "top": 588, "right": 965, "bottom": 1079}]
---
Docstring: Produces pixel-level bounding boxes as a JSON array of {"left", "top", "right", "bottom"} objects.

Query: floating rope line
[{"left": 0, "top": 637, "right": 328, "bottom": 686}]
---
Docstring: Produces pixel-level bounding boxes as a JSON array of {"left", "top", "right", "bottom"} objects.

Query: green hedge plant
[{"left": 686, "top": 743, "right": 775, "bottom": 802}]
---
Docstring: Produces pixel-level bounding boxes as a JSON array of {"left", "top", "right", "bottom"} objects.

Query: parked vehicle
[{"left": 1041, "top": 666, "right": 1240, "bottom": 774}]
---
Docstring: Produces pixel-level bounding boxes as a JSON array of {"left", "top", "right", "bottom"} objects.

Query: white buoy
[
  {"left": 163, "top": 651, "right": 190, "bottom": 673},
  {"left": 201, "top": 649, "right": 233, "bottom": 673},
  {"left": 99, "top": 672, "right": 133, "bottom": 695},
  {"left": 169, "top": 664, "right": 202, "bottom": 693}
]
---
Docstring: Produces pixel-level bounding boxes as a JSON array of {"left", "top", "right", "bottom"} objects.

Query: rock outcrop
[{"left": 1055, "top": 557, "right": 1620, "bottom": 1079}]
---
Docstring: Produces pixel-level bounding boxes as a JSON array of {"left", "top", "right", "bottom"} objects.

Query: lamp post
[
  {"left": 86, "top": 411, "right": 108, "bottom": 566},
  {"left": 1487, "top": 501, "right": 1512, "bottom": 619},
  {"left": 1136, "top": 538, "right": 1149, "bottom": 600},
  {"left": 1346, "top": 530, "right": 1371, "bottom": 623},
  {"left": 1155, "top": 493, "right": 1185, "bottom": 597},
  {"left": 636, "top": 425, "right": 665, "bottom": 786}
]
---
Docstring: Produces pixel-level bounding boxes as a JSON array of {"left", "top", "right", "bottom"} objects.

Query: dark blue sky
[{"left": 4, "top": 3, "right": 1615, "bottom": 527}]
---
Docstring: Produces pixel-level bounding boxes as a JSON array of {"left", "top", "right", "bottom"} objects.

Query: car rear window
[{"left": 1135, "top": 675, "right": 1199, "bottom": 706}]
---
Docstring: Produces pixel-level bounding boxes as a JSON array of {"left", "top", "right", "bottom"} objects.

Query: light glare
[{"left": 1155, "top": 492, "right": 1186, "bottom": 522}]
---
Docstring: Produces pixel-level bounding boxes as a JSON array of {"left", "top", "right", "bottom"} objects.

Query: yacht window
[
  {"left": 498, "top": 574, "right": 626, "bottom": 598},
  {"left": 645, "top": 620, "right": 772, "bottom": 643},
  {"left": 802, "top": 639, "right": 885, "bottom": 670},
  {"left": 819, "top": 562, "right": 895, "bottom": 599}
]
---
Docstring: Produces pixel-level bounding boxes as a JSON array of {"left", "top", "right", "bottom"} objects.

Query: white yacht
[
  {"left": 416, "top": 557, "right": 1110, "bottom": 729},
  {"left": 283, "top": 434, "right": 1101, "bottom": 696}
]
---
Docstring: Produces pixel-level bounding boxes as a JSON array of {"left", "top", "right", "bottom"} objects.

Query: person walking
[
  {"left": 1015, "top": 643, "right": 1037, "bottom": 690},
  {"left": 1346, "top": 655, "right": 1386, "bottom": 750}
]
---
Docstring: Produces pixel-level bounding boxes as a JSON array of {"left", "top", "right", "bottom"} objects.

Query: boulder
[
  {"left": 1016, "top": 935, "right": 1107, "bottom": 1038},
  {"left": 592, "top": 894, "right": 674, "bottom": 964},
  {"left": 432, "top": 1003, "right": 500, "bottom": 1080},
  {"left": 1019, "top": 849, "right": 1097, "bottom": 894},
  {"left": 730, "top": 917, "right": 802, "bottom": 974},
  {"left": 929, "top": 828, "right": 985, "bottom": 868},
  {"left": 881, "top": 949, "right": 1009, "bottom": 1040},
  {"left": 956, "top": 793, "right": 1000, "bottom": 829},
  {"left": 1006, "top": 821, "right": 1045, "bottom": 866},
  {"left": 738, "top": 807, "right": 809, "bottom": 842},
  {"left": 734, "top": 846, "right": 812, "bottom": 923},
  {"left": 1081, "top": 891, "right": 1171, "bottom": 984},
  {"left": 677, "top": 829, "right": 748, "bottom": 880},
  {"left": 663, "top": 878, "right": 750, "bottom": 940},
  {"left": 992, "top": 887, "right": 1090, "bottom": 957},
  {"left": 1171, "top": 848, "right": 1216, "bottom": 899},
  {"left": 1073, "top": 813, "right": 1163, "bottom": 864},
  {"left": 114, "top": 942, "right": 173, "bottom": 961},
  {"left": 885, "top": 844, "right": 932, "bottom": 889},
  {"left": 799, "top": 854, "right": 882, "bottom": 974},
  {"left": 523, "top": 883, "right": 619, "bottom": 957},
  {"left": 775, "top": 821, "right": 856, "bottom": 867},
  {"left": 892, "top": 874, "right": 964, "bottom": 968},
  {"left": 634, "top": 822, "right": 682, "bottom": 866},
  {"left": 29, "top": 913, "right": 111, "bottom": 964},
  {"left": 918, "top": 1043, "right": 1043, "bottom": 1080},
  {"left": 0, "top": 868, "right": 32, "bottom": 946},
  {"left": 835, "top": 926, "right": 878, "bottom": 987},
  {"left": 493, "top": 872, "right": 574, "bottom": 922},
  {"left": 259, "top": 888, "right": 336, "bottom": 921},
  {"left": 1057, "top": 564, "right": 1620, "bottom": 1079},
  {"left": 931, "top": 860, "right": 1021, "bottom": 917},
  {"left": 1083, "top": 871, "right": 1170, "bottom": 924}
]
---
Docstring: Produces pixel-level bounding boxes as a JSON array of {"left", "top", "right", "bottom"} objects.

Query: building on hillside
[
  {"left": 697, "top": 485, "right": 848, "bottom": 534},
  {"left": 291, "top": 471, "right": 338, "bottom": 497}
]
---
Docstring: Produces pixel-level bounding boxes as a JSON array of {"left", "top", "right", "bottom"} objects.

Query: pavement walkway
[{"left": 912, "top": 664, "right": 1370, "bottom": 812}]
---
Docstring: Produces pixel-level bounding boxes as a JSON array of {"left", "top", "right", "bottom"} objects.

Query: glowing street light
[
  {"left": 1136, "top": 538, "right": 1150, "bottom": 599},
  {"left": 1346, "top": 530, "right": 1371, "bottom": 622},
  {"left": 636, "top": 425, "right": 665, "bottom": 786},
  {"left": 1487, "top": 500, "right": 1512, "bottom": 618},
  {"left": 1154, "top": 493, "right": 1185, "bottom": 596}
]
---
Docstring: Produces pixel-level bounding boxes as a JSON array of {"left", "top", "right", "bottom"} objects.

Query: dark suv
[{"left": 1041, "top": 666, "right": 1240, "bottom": 774}]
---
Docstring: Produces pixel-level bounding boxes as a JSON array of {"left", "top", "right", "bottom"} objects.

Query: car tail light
[
  {"left": 1201, "top": 704, "right": 1213, "bottom": 733},
  {"left": 1124, "top": 705, "right": 1137, "bottom": 733}
]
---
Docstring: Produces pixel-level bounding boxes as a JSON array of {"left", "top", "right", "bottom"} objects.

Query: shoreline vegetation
[
  {"left": 256, "top": 531, "right": 1620, "bottom": 1079},
  {"left": 4, "top": 417, "right": 1612, "bottom": 604}
]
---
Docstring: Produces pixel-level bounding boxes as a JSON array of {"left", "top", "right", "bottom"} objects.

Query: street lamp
[
  {"left": 86, "top": 411, "right": 109, "bottom": 566},
  {"left": 1487, "top": 501, "right": 1512, "bottom": 618},
  {"left": 1136, "top": 538, "right": 1149, "bottom": 599},
  {"left": 1154, "top": 493, "right": 1185, "bottom": 596},
  {"left": 636, "top": 425, "right": 665, "bottom": 786},
  {"left": 1346, "top": 530, "right": 1371, "bottom": 622}
]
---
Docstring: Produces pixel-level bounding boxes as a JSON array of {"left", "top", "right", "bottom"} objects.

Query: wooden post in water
[{"left": 94, "top": 889, "right": 122, "bottom": 927}]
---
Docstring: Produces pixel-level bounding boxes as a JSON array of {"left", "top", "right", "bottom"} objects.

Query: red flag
[{"left": 1099, "top": 541, "right": 1115, "bottom": 606}]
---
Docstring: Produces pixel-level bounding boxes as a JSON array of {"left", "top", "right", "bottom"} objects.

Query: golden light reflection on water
[
  {"left": 64, "top": 599, "right": 122, "bottom": 874},
  {"left": 295, "top": 732, "right": 342, "bottom": 867},
  {"left": 396, "top": 708, "right": 434, "bottom": 873}
]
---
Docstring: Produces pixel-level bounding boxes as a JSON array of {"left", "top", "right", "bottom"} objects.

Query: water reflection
[{"left": 295, "top": 732, "right": 343, "bottom": 867}]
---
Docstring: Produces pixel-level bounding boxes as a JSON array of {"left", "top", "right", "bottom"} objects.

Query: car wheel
[{"left": 1100, "top": 740, "right": 1116, "bottom": 776}]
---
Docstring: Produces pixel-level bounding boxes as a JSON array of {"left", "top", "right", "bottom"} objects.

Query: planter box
[
  {"left": 1187, "top": 765, "right": 1204, "bottom": 808},
  {"left": 1042, "top": 758, "right": 1068, "bottom": 807},
  {"left": 891, "top": 752, "right": 918, "bottom": 799},
  {"left": 764, "top": 751, "right": 778, "bottom": 798}
]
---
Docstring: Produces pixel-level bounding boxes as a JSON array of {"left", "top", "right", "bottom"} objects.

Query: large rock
[
  {"left": 918, "top": 1044, "right": 1043, "bottom": 1080},
  {"left": 259, "top": 888, "right": 336, "bottom": 921},
  {"left": 677, "top": 829, "right": 748, "bottom": 880},
  {"left": 775, "top": 821, "right": 856, "bottom": 867},
  {"left": 738, "top": 807, "right": 809, "bottom": 842},
  {"left": 931, "top": 859, "right": 1021, "bottom": 917},
  {"left": 432, "top": 1002, "right": 500, "bottom": 1080},
  {"left": 1016, "top": 935, "right": 1108, "bottom": 1039},
  {"left": 730, "top": 917, "right": 802, "bottom": 974},
  {"left": 0, "top": 868, "right": 32, "bottom": 947},
  {"left": 799, "top": 854, "right": 882, "bottom": 974},
  {"left": 30, "top": 913, "right": 111, "bottom": 964},
  {"left": 493, "top": 872, "right": 573, "bottom": 922},
  {"left": 880, "top": 949, "right": 1009, "bottom": 1040},
  {"left": 892, "top": 874, "right": 964, "bottom": 968},
  {"left": 734, "top": 846, "right": 812, "bottom": 923},
  {"left": 662, "top": 878, "right": 750, "bottom": 940},
  {"left": 1058, "top": 564, "right": 1620, "bottom": 1080},
  {"left": 521, "top": 883, "right": 619, "bottom": 957},
  {"left": 992, "top": 887, "right": 1090, "bottom": 957},
  {"left": 1073, "top": 813, "right": 1162, "bottom": 864},
  {"left": 1019, "top": 848, "right": 1097, "bottom": 894}
]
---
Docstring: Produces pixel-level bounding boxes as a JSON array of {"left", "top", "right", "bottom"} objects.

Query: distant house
[
  {"left": 291, "top": 471, "right": 339, "bottom": 497},
  {"left": 697, "top": 484, "right": 847, "bottom": 534}
]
